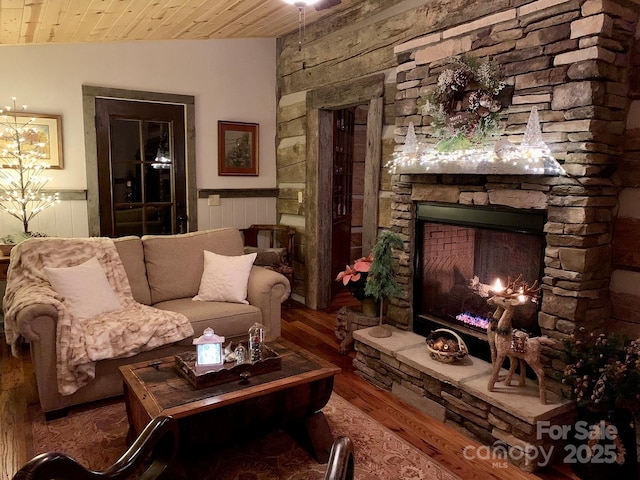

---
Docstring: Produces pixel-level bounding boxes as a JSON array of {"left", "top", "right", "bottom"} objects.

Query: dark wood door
[
  {"left": 95, "top": 99, "right": 187, "bottom": 237},
  {"left": 331, "top": 108, "right": 355, "bottom": 297}
]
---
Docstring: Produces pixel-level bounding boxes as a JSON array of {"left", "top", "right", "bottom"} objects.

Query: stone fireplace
[
  {"left": 352, "top": 173, "right": 614, "bottom": 471},
  {"left": 377, "top": 0, "right": 638, "bottom": 390},
  {"left": 384, "top": 172, "right": 619, "bottom": 392},
  {"left": 351, "top": 2, "right": 640, "bottom": 469},
  {"left": 270, "top": 0, "right": 640, "bottom": 471}
]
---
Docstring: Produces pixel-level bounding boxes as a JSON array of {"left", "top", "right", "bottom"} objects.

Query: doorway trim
[
  {"left": 82, "top": 85, "right": 196, "bottom": 236},
  {"left": 305, "top": 74, "right": 384, "bottom": 310}
]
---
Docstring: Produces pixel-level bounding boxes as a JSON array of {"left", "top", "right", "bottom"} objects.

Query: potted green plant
[
  {"left": 363, "top": 231, "right": 403, "bottom": 338},
  {"left": 562, "top": 328, "right": 640, "bottom": 479}
]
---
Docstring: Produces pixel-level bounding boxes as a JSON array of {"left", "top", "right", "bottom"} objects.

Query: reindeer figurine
[
  {"left": 486, "top": 276, "right": 530, "bottom": 384},
  {"left": 486, "top": 277, "right": 554, "bottom": 404}
]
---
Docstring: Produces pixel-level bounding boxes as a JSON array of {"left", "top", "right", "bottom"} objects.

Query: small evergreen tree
[{"left": 365, "top": 231, "right": 404, "bottom": 329}]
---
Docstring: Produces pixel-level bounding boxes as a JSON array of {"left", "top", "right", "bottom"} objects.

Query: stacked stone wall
[{"left": 385, "top": 0, "right": 639, "bottom": 387}]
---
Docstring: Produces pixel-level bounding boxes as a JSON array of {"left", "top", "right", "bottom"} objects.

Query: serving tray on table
[{"left": 174, "top": 343, "right": 281, "bottom": 389}]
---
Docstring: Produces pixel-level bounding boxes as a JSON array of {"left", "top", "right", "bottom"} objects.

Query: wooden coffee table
[{"left": 119, "top": 338, "right": 341, "bottom": 462}]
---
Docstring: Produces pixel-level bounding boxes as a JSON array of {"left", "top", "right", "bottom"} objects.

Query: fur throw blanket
[{"left": 3, "top": 237, "right": 194, "bottom": 396}]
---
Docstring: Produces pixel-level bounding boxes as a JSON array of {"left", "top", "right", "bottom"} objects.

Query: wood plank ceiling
[{"left": 0, "top": 0, "right": 351, "bottom": 45}]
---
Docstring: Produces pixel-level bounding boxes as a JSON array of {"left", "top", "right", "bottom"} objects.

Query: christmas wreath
[{"left": 422, "top": 55, "right": 506, "bottom": 152}]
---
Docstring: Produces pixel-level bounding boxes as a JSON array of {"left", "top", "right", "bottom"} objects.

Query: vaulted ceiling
[{"left": 0, "top": 0, "right": 352, "bottom": 45}]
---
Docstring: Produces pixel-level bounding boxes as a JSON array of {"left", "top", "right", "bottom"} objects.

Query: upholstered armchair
[{"left": 241, "top": 224, "right": 295, "bottom": 300}]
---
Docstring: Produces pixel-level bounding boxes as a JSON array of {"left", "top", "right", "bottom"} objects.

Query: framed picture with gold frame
[
  {"left": 218, "top": 121, "right": 258, "bottom": 176},
  {"left": 0, "top": 112, "right": 64, "bottom": 169}
]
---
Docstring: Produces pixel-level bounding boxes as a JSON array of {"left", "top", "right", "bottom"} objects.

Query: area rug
[{"left": 30, "top": 394, "right": 460, "bottom": 480}]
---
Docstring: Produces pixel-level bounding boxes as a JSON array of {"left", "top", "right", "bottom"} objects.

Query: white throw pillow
[
  {"left": 44, "top": 257, "right": 123, "bottom": 320},
  {"left": 193, "top": 250, "right": 257, "bottom": 304}
]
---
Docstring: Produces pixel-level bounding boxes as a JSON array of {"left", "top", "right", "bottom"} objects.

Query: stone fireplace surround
[
  {"left": 352, "top": 172, "right": 607, "bottom": 471},
  {"left": 352, "top": 172, "right": 610, "bottom": 471},
  {"left": 349, "top": 0, "right": 639, "bottom": 471},
  {"left": 386, "top": 173, "right": 616, "bottom": 391},
  {"left": 379, "top": 0, "right": 639, "bottom": 389}
]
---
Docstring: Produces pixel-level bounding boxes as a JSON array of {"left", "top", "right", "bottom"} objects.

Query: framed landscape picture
[
  {"left": 218, "top": 121, "right": 258, "bottom": 176},
  {"left": 0, "top": 112, "right": 64, "bottom": 169}
]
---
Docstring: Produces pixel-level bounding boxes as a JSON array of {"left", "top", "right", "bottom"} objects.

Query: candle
[{"left": 492, "top": 278, "right": 505, "bottom": 293}]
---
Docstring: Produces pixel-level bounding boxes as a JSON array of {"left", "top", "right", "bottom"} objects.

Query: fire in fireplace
[{"left": 414, "top": 203, "right": 545, "bottom": 359}]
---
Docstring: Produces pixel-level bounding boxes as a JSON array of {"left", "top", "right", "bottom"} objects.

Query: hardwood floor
[{"left": 0, "top": 295, "right": 579, "bottom": 480}]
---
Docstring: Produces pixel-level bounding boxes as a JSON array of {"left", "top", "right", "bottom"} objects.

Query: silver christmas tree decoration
[
  {"left": 402, "top": 122, "right": 419, "bottom": 156},
  {"left": 522, "top": 106, "right": 546, "bottom": 149}
]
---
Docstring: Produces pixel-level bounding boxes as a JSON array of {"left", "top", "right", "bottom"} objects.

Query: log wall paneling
[{"left": 362, "top": 96, "right": 383, "bottom": 255}]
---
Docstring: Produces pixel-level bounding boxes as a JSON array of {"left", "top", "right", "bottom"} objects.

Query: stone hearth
[{"left": 353, "top": 326, "right": 575, "bottom": 472}]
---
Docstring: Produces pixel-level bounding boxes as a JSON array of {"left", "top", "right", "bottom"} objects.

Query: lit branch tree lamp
[
  {"left": 0, "top": 98, "right": 59, "bottom": 235},
  {"left": 365, "top": 231, "right": 404, "bottom": 338}
]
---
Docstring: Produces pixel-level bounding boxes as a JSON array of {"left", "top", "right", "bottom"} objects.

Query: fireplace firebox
[{"left": 413, "top": 203, "right": 546, "bottom": 361}]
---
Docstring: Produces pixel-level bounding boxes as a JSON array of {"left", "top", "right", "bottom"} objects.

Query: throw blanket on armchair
[{"left": 3, "top": 237, "right": 194, "bottom": 396}]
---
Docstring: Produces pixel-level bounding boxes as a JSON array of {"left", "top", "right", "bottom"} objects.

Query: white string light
[
  {"left": 0, "top": 98, "right": 59, "bottom": 233},
  {"left": 387, "top": 110, "right": 567, "bottom": 177}
]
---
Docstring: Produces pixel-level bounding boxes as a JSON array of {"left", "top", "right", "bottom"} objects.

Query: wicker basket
[{"left": 425, "top": 328, "right": 468, "bottom": 363}]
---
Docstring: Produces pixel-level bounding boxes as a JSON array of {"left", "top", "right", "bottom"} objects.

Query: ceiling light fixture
[{"left": 283, "top": 0, "right": 320, "bottom": 53}]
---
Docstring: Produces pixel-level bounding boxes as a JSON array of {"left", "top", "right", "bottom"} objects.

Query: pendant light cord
[{"left": 297, "top": 5, "right": 305, "bottom": 52}]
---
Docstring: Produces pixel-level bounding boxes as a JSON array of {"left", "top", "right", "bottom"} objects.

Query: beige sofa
[{"left": 6, "top": 228, "right": 290, "bottom": 418}]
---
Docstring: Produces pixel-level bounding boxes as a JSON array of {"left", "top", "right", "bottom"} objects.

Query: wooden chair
[
  {"left": 12, "top": 416, "right": 179, "bottom": 480},
  {"left": 241, "top": 224, "right": 295, "bottom": 302},
  {"left": 14, "top": 417, "right": 352, "bottom": 480},
  {"left": 324, "top": 436, "right": 355, "bottom": 480}
]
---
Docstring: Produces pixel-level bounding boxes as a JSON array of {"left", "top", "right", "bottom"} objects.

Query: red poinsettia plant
[{"left": 335, "top": 253, "right": 373, "bottom": 300}]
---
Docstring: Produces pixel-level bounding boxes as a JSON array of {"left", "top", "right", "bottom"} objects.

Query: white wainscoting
[
  {"left": 0, "top": 200, "right": 89, "bottom": 239},
  {"left": 197, "top": 196, "right": 277, "bottom": 231},
  {"left": 0, "top": 197, "right": 275, "bottom": 239}
]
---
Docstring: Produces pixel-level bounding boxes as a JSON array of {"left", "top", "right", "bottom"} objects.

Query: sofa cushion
[
  {"left": 153, "top": 298, "right": 262, "bottom": 341},
  {"left": 142, "top": 229, "right": 245, "bottom": 304},
  {"left": 193, "top": 251, "right": 257, "bottom": 304},
  {"left": 44, "top": 257, "right": 123, "bottom": 321},
  {"left": 114, "top": 236, "right": 152, "bottom": 305}
]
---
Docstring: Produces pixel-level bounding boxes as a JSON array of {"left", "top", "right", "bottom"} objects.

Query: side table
[{"left": 334, "top": 307, "right": 379, "bottom": 354}]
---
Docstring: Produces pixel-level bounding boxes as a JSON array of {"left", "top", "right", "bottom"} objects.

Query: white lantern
[{"left": 193, "top": 327, "right": 225, "bottom": 373}]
